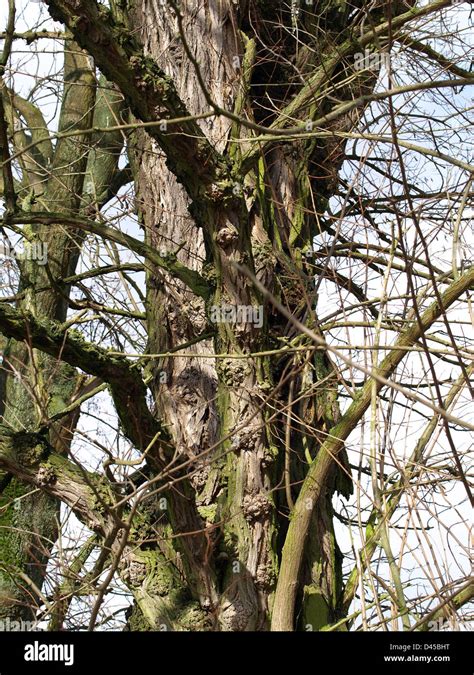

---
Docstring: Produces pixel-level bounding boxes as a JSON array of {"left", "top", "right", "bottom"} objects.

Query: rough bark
[{"left": 121, "top": 0, "right": 371, "bottom": 630}]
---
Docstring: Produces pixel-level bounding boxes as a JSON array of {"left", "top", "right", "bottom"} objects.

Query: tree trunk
[{"left": 121, "top": 0, "right": 371, "bottom": 630}]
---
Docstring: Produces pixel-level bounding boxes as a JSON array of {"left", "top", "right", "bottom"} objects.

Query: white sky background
[{"left": 0, "top": 0, "right": 472, "bottom": 630}]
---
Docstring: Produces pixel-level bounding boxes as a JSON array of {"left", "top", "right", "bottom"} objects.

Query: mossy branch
[
  {"left": 4, "top": 87, "right": 54, "bottom": 170},
  {"left": 0, "top": 425, "right": 111, "bottom": 535},
  {"left": 412, "top": 581, "right": 474, "bottom": 631},
  {"left": 42, "top": 0, "right": 232, "bottom": 207},
  {"left": 0, "top": 303, "right": 217, "bottom": 602},
  {"left": 0, "top": 301, "right": 164, "bottom": 454},
  {"left": 3, "top": 211, "right": 212, "bottom": 300},
  {"left": 271, "top": 264, "right": 474, "bottom": 631}
]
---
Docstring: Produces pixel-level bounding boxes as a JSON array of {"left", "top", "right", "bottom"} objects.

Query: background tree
[{"left": 0, "top": 0, "right": 472, "bottom": 631}]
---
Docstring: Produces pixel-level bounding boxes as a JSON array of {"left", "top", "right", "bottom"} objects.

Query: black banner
[{"left": 0, "top": 630, "right": 470, "bottom": 673}]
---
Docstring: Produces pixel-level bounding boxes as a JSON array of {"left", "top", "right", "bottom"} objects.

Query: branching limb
[
  {"left": 271, "top": 264, "right": 474, "bottom": 630},
  {"left": 0, "top": 0, "right": 17, "bottom": 213},
  {"left": 42, "top": 0, "right": 232, "bottom": 208},
  {"left": 0, "top": 425, "right": 115, "bottom": 535},
  {"left": 0, "top": 301, "right": 164, "bottom": 454},
  {"left": 2, "top": 210, "right": 212, "bottom": 299}
]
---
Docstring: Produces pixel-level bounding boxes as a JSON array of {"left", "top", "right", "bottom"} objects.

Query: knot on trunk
[
  {"left": 35, "top": 464, "right": 56, "bottom": 487},
  {"left": 242, "top": 493, "right": 272, "bottom": 523},
  {"left": 119, "top": 553, "right": 147, "bottom": 587},
  {"left": 215, "top": 226, "right": 238, "bottom": 248}
]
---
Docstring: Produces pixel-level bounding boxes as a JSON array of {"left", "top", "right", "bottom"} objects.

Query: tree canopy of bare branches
[{"left": 0, "top": 0, "right": 472, "bottom": 634}]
